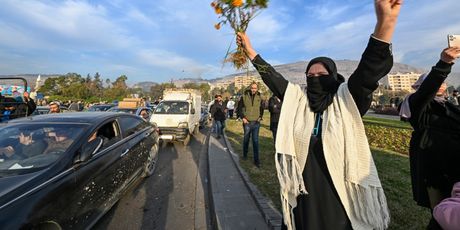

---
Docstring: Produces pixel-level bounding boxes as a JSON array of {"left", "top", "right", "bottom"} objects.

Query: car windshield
[
  {"left": 0, "top": 123, "right": 88, "bottom": 176},
  {"left": 154, "top": 101, "right": 189, "bottom": 115},
  {"left": 108, "top": 107, "right": 137, "bottom": 114},
  {"left": 88, "top": 105, "right": 112, "bottom": 111}
]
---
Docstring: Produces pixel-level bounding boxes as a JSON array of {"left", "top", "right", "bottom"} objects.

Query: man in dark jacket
[
  {"left": 268, "top": 94, "right": 282, "bottom": 144},
  {"left": 236, "top": 82, "right": 264, "bottom": 167},
  {"left": 210, "top": 94, "right": 226, "bottom": 139}
]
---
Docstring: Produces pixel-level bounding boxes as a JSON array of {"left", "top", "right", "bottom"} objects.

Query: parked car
[
  {"left": 0, "top": 112, "right": 159, "bottom": 229},
  {"left": 87, "top": 104, "right": 115, "bottom": 112},
  {"left": 32, "top": 105, "right": 69, "bottom": 115},
  {"left": 107, "top": 106, "right": 152, "bottom": 117}
]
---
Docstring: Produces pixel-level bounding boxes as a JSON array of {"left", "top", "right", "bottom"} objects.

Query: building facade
[{"left": 386, "top": 72, "right": 421, "bottom": 92}]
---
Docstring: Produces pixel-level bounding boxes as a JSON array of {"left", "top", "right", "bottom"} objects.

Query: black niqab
[{"left": 306, "top": 57, "right": 345, "bottom": 113}]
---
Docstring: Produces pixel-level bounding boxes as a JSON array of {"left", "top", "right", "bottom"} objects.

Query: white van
[{"left": 150, "top": 89, "right": 201, "bottom": 145}]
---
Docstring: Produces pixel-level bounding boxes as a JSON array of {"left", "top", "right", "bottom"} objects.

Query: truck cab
[{"left": 150, "top": 89, "right": 201, "bottom": 145}]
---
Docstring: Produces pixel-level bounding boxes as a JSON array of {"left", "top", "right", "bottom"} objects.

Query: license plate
[{"left": 160, "top": 134, "right": 174, "bottom": 140}]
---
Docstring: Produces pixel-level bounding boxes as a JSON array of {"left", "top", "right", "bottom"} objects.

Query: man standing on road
[
  {"left": 210, "top": 94, "right": 226, "bottom": 139},
  {"left": 268, "top": 94, "right": 282, "bottom": 144},
  {"left": 237, "top": 82, "right": 264, "bottom": 168}
]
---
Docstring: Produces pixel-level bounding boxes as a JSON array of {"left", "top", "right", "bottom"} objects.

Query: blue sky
[{"left": 0, "top": 0, "right": 459, "bottom": 84}]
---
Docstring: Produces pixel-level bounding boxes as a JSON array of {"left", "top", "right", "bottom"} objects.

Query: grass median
[{"left": 224, "top": 114, "right": 430, "bottom": 229}]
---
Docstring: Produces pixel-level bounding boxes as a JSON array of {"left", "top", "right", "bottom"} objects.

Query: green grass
[
  {"left": 363, "top": 115, "right": 412, "bottom": 130},
  {"left": 225, "top": 114, "right": 430, "bottom": 229}
]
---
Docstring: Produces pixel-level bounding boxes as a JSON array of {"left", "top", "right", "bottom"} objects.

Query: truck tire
[
  {"left": 193, "top": 124, "right": 199, "bottom": 135},
  {"left": 183, "top": 133, "right": 191, "bottom": 146}
]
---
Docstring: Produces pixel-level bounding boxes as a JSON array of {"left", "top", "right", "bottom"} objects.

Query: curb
[
  {"left": 222, "top": 131, "right": 282, "bottom": 230},
  {"left": 205, "top": 130, "right": 220, "bottom": 230}
]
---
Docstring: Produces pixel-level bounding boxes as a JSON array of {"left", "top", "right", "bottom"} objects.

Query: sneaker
[{"left": 216, "top": 135, "right": 221, "bottom": 139}]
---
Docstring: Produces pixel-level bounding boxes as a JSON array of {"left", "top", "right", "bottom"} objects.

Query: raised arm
[
  {"left": 409, "top": 47, "right": 460, "bottom": 119},
  {"left": 23, "top": 92, "right": 36, "bottom": 116},
  {"left": 373, "top": 0, "right": 402, "bottom": 43},
  {"left": 237, "top": 33, "right": 288, "bottom": 100},
  {"left": 348, "top": 0, "right": 402, "bottom": 116}
]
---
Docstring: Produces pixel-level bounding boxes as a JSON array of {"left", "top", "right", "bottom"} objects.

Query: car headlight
[{"left": 178, "top": 122, "right": 188, "bottom": 129}]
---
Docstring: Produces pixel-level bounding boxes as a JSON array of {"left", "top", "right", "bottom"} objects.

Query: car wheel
[{"left": 143, "top": 144, "right": 159, "bottom": 177}]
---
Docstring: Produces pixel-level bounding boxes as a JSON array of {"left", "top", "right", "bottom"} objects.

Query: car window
[
  {"left": 118, "top": 116, "right": 149, "bottom": 137},
  {"left": 0, "top": 123, "right": 88, "bottom": 176},
  {"left": 108, "top": 107, "right": 137, "bottom": 114},
  {"left": 90, "top": 121, "right": 121, "bottom": 152}
]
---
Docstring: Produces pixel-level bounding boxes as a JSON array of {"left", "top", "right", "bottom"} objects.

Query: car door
[
  {"left": 117, "top": 116, "right": 151, "bottom": 183},
  {"left": 70, "top": 119, "right": 128, "bottom": 228}
]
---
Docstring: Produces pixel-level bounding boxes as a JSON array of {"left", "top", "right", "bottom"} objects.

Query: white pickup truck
[{"left": 150, "top": 89, "right": 201, "bottom": 145}]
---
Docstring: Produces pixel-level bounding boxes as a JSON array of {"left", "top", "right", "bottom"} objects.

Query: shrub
[{"left": 365, "top": 124, "right": 412, "bottom": 155}]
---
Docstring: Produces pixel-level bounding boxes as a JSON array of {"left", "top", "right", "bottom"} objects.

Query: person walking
[
  {"left": 236, "top": 82, "right": 264, "bottom": 168},
  {"left": 398, "top": 46, "right": 460, "bottom": 229},
  {"left": 268, "top": 94, "right": 282, "bottom": 144},
  {"left": 210, "top": 94, "right": 226, "bottom": 139},
  {"left": 226, "top": 97, "right": 235, "bottom": 119},
  {"left": 236, "top": 0, "right": 402, "bottom": 229}
]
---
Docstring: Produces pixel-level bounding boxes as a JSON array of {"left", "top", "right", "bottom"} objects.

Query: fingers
[
  {"left": 441, "top": 47, "right": 460, "bottom": 63},
  {"left": 391, "top": 0, "right": 403, "bottom": 6}
]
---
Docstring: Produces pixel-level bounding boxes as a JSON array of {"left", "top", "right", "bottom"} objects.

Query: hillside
[
  {"left": 0, "top": 74, "right": 59, "bottom": 90},
  {"left": 3, "top": 59, "right": 460, "bottom": 90},
  {"left": 180, "top": 60, "right": 460, "bottom": 88}
]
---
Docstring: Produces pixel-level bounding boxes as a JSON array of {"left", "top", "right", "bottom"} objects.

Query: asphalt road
[
  {"left": 95, "top": 128, "right": 212, "bottom": 230},
  {"left": 365, "top": 110, "right": 400, "bottom": 120}
]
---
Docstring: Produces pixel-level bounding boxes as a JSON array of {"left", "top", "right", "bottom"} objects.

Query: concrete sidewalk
[{"left": 208, "top": 134, "right": 281, "bottom": 230}]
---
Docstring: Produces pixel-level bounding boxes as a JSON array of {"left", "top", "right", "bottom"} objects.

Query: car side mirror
[
  {"left": 75, "top": 137, "right": 103, "bottom": 164},
  {"left": 191, "top": 108, "right": 196, "bottom": 114}
]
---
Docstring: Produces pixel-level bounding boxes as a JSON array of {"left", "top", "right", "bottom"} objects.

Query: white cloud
[
  {"left": 126, "top": 8, "right": 158, "bottom": 27},
  {"left": 0, "top": 0, "right": 136, "bottom": 50},
  {"left": 300, "top": 13, "right": 375, "bottom": 59},
  {"left": 305, "top": 3, "right": 349, "bottom": 21},
  {"left": 138, "top": 49, "right": 198, "bottom": 69}
]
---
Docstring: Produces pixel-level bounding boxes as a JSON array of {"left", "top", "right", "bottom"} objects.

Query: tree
[
  {"left": 103, "top": 75, "right": 129, "bottom": 100},
  {"left": 226, "top": 83, "right": 236, "bottom": 95},
  {"left": 199, "top": 83, "right": 211, "bottom": 102},
  {"left": 150, "top": 83, "right": 176, "bottom": 100},
  {"left": 105, "top": 78, "right": 111, "bottom": 88}
]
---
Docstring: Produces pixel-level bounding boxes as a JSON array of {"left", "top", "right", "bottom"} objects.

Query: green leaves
[{"left": 365, "top": 123, "right": 412, "bottom": 155}]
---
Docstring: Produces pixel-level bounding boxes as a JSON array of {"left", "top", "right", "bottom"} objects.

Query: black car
[
  {"left": 0, "top": 112, "right": 159, "bottom": 229},
  {"left": 87, "top": 104, "right": 115, "bottom": 112},
  {"left": 31, "top": 105, "right": 69, "bottom": 115}
]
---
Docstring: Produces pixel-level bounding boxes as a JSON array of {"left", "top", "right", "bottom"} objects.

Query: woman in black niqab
[{"left": 305, "top": 57, "right": 345, "bottom": 113}]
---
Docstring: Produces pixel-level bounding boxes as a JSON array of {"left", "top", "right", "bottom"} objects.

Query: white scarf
[{"left": 276, "top": 83, "right": 390, "bottom": 230}]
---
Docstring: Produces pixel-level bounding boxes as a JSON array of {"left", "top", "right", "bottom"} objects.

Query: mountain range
[
  {"left": 2, "top": 59, "right": 460, "bottom": 90},
  {"left": 207, "top": 60, "right": 460, "bottom": 87}
]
